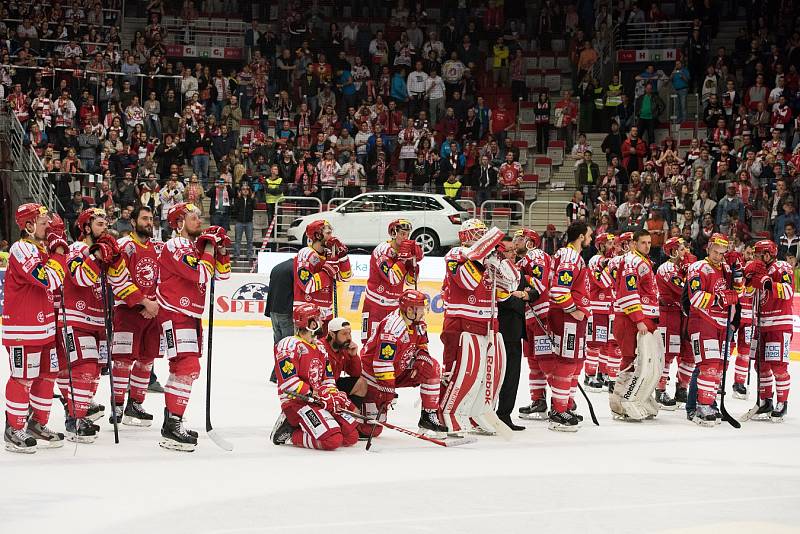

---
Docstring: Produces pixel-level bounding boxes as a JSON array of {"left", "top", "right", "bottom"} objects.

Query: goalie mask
[{"left": 458, "top": 218, "right": 487, "bottom": 246}]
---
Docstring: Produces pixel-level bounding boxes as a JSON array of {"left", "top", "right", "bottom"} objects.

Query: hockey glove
[
  {"left": 325, "top": 237, "right": 348, "bottom": 260},
  {"left": 717, "top": 289, "right": 738, "bottom": 307},
  {"left": 315, "top": 388, "right": 337, "bottom": 413},
  {"left": 744, "top": 260, "right": 767, "bottom": 284},
  {"left": 320, "top": 262, "right": 339, "bottom": 285},
  {"left": 413, "top": 242, "right": 424, "bottom": 262},
  {"left": 397, "top": 239, "right": 416, "bottom": 261},
  {"left": 46, "top": 215, "right": 68, "bottom": 255},
  {"left": 90, "top": 234, "right": 121, "bottom": 264}
]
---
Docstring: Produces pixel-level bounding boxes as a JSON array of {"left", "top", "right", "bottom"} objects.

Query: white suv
[{"left": 286, "top": 192, "right": 468, "bottom": 254}]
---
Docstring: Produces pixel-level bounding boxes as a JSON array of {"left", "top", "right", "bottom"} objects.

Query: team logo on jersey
[
  {"left": 68, "top": 257, "right": 83, "bottom": 274},
  {"left": 380, "top": 262, "right": 390, "bottom": 276},
  {"left": 180, "top": 297, "right": 190, "bottom": 307},
  {"left": 782, "top": 272, "right": 791, "bottom": 284},
  {"left": 447, "top": 260, "right": 459, "bottom": 274},
  {"left": 298, "top": 268, "right": 311, "bottom": 282},
  {"left": 557, "top": 270, "right": 573, "bottom": 286},
  {"left": 31, "top": 264, "right": 48, "bottom": 286},
  {"left": 468, "top": 295, "right": 476, "bottom": 304},
  {"left": 531, "top": 265, "right": 542, "bottom": 280},
  {"left": 379, "top": 342, "right": 396, "bottom": 361},
  {"left": 689, "top": 277, "right": 701, "bottom": 292},
  {"left": 309, "top": 359, "right": 323, "bottom": 384},
  {"left": 672, "top": 276, "right": 683, "bottom": 287},
  {"left": 182, "top": 255, "right": 199, "bottom": 269},
  {"left": 625, "top": 274, "right": 637, "bottom": 290},
  {"left": 278, "top": 357, "right": 296, "bottom": 379},
  {"left": 325, "top": 362, "right": 334, "bottom": 378},
  {"left": 76, "top": 300, "right": 86, "bottom": 311},
  {"left": 135, "top": 256, "right": 158, "bottom": 287}
]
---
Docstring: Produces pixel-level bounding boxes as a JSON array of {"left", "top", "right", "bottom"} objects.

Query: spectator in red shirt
[{"left": 490, "top": 98, "right": 515, "bottom": 149}]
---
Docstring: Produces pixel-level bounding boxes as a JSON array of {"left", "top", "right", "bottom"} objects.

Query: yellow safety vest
[
  {"left": 606, "top": 83, "right": 623, "bottom": 107},
  {"left": 444, "top": 180, "right": 462, "bottom": 198},
  {"left": 266, "top": 177, "right": 284, "bottom": 204}
]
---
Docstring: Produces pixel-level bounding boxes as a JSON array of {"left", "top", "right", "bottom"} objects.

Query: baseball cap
[{"left": 327, "top": 317, "right": 350, "bottom": 333}]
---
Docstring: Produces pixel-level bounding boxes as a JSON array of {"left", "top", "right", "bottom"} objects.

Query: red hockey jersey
[
  {"left": 442, "top": 247, "right": 495, "bottom": 331},
  {"left": 656, "top": 259, "right": 684, "bottom": 312},
  {"left": 63, "top": 241, "right": 142, "bottom": 332},
  {"left": 293, "top": 246, "right": 352, "bottom": 319},
  {"left": 275, "top": 335, "right": 336, "bottom": 407},
  {"left": 155, "top": 236, "right": 230, "bottom": 318},
  {"left": 549, "top": 244, "right": 590, "bottom": 316},
  {"left": 587, "top": 253, "right": 615, "bottom": 316},
  {"left": 498, "top": 161, "right": 522, "bottom": 188},
  {"left": 364, "top": 241, "right": 414, "bottom": 308},
  {"left": 360, "top": 310, "right": 428, "bottom": 394},
  {"left": 114, "top": 234, "right": 163, "bottom": 305},
  {"left": 615, "top": 250, "right": 659, "bottom": 323},
  {"left": 686, "top": 259, "right": 733, "bottom": 330},
  {"left": 758, "top": 259, "right": 794, "bottom": 332},
  {"left": 1, "top": 240, "right": 63, "bottom": 347},
  {"left": 517, "top": 248, "right": 552, "bottom": 322}
]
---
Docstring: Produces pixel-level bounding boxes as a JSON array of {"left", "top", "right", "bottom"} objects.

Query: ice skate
[
  {"left": 4, "top": 421, "right": 37, "bottom": 453},
  {"left": 548, "top": 410, "right": 579, "bottom": 432},
  {"left": 270, "top": 413, "right": 294, "bottom": 445},
  {"left": 108, "top": 404, "right": 123, "bottom": 425},
  {"left": 26, "top": 417, "right": 64, "bottom": 449},
  {"left": 518, "top": 399, "right": 548, "bottom": 420},
  {"left": 123, "top": 400, "right": 154, "bottom": 427},
  {"left": 655, "top": 389, "right": 677, "bottom": 411},
  {"left": 65, "top": 417, "right": 98, "bottom": 443},
  {"left": 674, "top": 385, "right": 688, "bottom": 407},
  {"left": 86, "top": 401, "right": 105, "bottom": 422},
  {"left": 692, "top": 404, "right": 717, "bottom": 427},
  {"left": 771, "top": 402, "right": 787, "bottom": 423},
  {"left": 567, "top": 400, "right": 583, "bottom": 423},
  {"left": 752, "top": 398, "right": 774, "bottom": 421},
  {"left": 732, "top": 382, "right": 748, "bottom": 400},
  {"left": 418, "top": 409, "right": 448, "bottom": 438},
  {"left": 584, "top": 374, "right": 604, "bottom": 393},
  {"left": 160, "top": 409, "right": 197, "bottom": 452}
]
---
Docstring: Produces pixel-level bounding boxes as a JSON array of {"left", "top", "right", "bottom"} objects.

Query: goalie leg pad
[
  {"left": 440, "top": 332, "right": 483, "bottom": 432},
  {"left": 610, "top": 331, "right": 664, "bottom": 420}
]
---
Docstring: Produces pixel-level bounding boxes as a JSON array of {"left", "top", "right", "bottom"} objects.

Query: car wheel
[{"left": 412, "top": 228, "right": 440, "bottom": 255}]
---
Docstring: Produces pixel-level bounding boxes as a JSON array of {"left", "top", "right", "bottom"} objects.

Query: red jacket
[{"left": 621, "top": 136, "right": 646, "bottom": 171}]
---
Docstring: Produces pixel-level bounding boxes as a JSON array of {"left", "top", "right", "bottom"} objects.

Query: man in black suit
[{"left": 495, "top": 234, "right": 529, "bottom": 431}]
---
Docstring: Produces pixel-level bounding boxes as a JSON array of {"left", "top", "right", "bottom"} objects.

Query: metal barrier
[
  {"left": 272, "top": 196, "right": 323, "bottom": 243},
  {"left": 614, "top": 20, "right": 692, "bottom": 49},
  {"left": 456, "top": 199, "right": 477, "bottom": 217},
  {"left": 480, "top": 200, "right": 525, "bottom": 233},
  {"left": 0, "top": 99, "right": 61, "bottom": 212},
  {"left": 162, "top": 17, "right": 246, "bottom": 48},
  {"left": 526, "top": 200, "right": 569, "bottom": 231}
]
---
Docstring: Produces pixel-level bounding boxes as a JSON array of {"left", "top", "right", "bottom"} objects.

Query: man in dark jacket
[
  {"left": 232, "top": 182, "right": 256, "bottom": 260},
  {"left": 212, "top": 124, "right": 238, "bottom": 166},
  {"left": 471, "top": 154, "right": 498, "bottom": 212},
  {"left": 634, "top": 83, "right": 666, "bottom": 145},
  {"left": 264, "top": 257, "right": 294, "bottom": 382},
  {"left": 205, "top": 178, "right": 234, "bottom": 230},
  {"left": 577, "top": 149, "right": 600, "bottom": 202},
  {"left": 495, "top": 234, "right": 528, "bottom": 431}
]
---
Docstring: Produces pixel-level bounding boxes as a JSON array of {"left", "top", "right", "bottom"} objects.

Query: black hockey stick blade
[{"left": 577, "top": 383, "right": 600, "bottom": 426}]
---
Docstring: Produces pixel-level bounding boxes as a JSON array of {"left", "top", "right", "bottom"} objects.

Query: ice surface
[{"left": 1, "top": 327, "right": 799, "bottom": 534}]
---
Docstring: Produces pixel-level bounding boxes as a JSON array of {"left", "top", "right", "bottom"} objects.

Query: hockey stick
[
  {"left": 58, "top": 285, "right": 79, "bottom": 455},
  {"left": 205, "top": 273, "right": 234, "bottom": 451},
  {"left": 741, "top": 288, "right": 763, "bottom": 422},
  {"left": 364, "top": 403, "right": 386, "bottom": 451},
  {"left": 529, "top": 308, "right": 600, "bottom": 426},
  {"left": 99, "top": 271, "right": 120, "bottom": 444},
  {"left": 719, "top": 309, "right": 741, "bottom": 429},
  {"left": 289, "top": 392, "right": 476, "bottom": 447}
]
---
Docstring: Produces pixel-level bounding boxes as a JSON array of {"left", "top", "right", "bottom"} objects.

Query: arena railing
[
  {"left": 456, "top": 199, "right": 477, "bottom": 218},
  {"left": 0, "top": 99, "right": 62, "bottom": 212},
  {"left": 479, "top": 199, "right": 525, "bottom": 234},
  {"left": 614, "top": 20, "right": 693, "bottom": 50},
  {"left": 161, "top": 17, "right": 246, "bottom": 49},
  {"left": 270, "top": 196, "right": 323, "bottom": 246}
]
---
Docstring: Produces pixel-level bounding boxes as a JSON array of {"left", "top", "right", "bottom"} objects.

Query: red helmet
[
  {"left": 614, "top": 231, "right": 634, "bottom": 249},
  {"left": 388, "top": 218, "right": 413, "bottom": 236},
  {"left": 15, "top": 203, "right": 48, "bottom": 231},
  {"left": 293, "top": 303, "right": 321, "bottom": 330},
  {"left": 754, "top": 239, "right": 778, "bottom": 257},
  {"left": 76, "top": 207, "right": 107, "bottom": 237},
  {"left": 306, "top": 219, "right": 331, "bottom": 242},
  {"left": 594, "top": 232, "right": 614, "bottom": 248},
  {"left": 663, "top": 236, "right": 684, "bottom": 256},
  {"left": 167, "top": 202, "right": 200, "bottom": 230},
  {"left": 399, "top": 289, "right": 429, "bottom": 310},
  {"left": 514, "top": 228, "right": 541, "bottom": 249},
  {"left": 708, "top": 232, "right": 730, "bottom": 249}
]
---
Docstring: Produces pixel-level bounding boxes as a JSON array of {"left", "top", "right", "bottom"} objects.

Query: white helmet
[{"left": 458, "top": 218, "right": 487, "bottom": 245}]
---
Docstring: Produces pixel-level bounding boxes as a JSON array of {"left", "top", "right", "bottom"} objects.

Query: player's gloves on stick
[
  {"left": 46, "top": 214, "right": 68, "bottom": 254},
  {"left": 325, "top": 237, "right": 348, "bottom": 259},
  {"left": 744, "top": 260, "right": 767, "bottom": 283},
  {"left": 90, "top": 233, "right": 121, "bottom": 264},
  {"left": 717, "top": 289, "right": 738, "bottom": 307}
]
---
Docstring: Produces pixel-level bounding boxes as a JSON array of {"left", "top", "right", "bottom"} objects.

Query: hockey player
[
  {"left": 610, "top": 229, "right": 662, "bottom": 421},
  {"left": 675, "top": 250, "right": 698, "bottom": 406},
  {"left": 603, "top": 231, "right": 633, "bottom": 392},
  {"left": 318, "top": 317, "right": 367, "bottom": 404},
  {"left": 514, "top": 229, "right": 553, "bottom": 421},
  {"left": 585, "top": 232, "right": 615, "bottom": 392},
  {"left": 361, "top": 218, "right": 423, "bottom": 342},
  {"left": 545, "top": 221, "right": 593, "bottom": 431},
  {"left": 744, "top": 240, "right": 793, "bottom": 421},
  {"left": 155, "top": 202, "right": 231, "bottom": 451},
  {"left": 270, "top": 303, "right": 360, "bottom": 450},
  {"left": 654, "top": 236, "right": 687, "bottom": 410},
  {"left": 57, "top": 207, "right": 143, "bottom": 443},
  {"left": 731, "top": 244, "right": 755, "bottom": 399},
  {"left": 3, "top": 204, "right": 65, "bottom": 452},
  {"left": 109, "top": 206, "right": 162, "bottom": 426},
  {"left": 685, "top": 233, "right": 739, "bottom": 426},
  {"left": 361, "top": 289, "right": 447, "bottom": 438},
  {"left": 294, "top": 220, "right": 352, "bottom": 332},
  {"left": 439, "top": 218, "right": 511, "bottom": 435}
]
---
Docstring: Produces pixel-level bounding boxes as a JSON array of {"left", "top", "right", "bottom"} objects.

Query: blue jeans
[
  {"left": 269, "top": 312, "right": 293, "bottom": 381},
  {"left": 675, "top": 88, "right": 688, "bottom": 123},
  {"left": 211, "top": 211, "right": 230, "bottom": 231},
  {"left": 234, "top": 221, "right": 254, "bottom": 259},
  {"left": 192, "top": 154, "right": 210, "bottom": 188}
]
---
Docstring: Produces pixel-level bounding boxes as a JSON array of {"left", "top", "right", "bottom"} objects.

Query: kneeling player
[
  {"left": 319, "top": 317, "right": 367, "bottom": 406},
  {"left": 361, "top": 290, "right": 447, "bottom": 438},
  {"left": 271, "top": 304, "right": 359, "bottom": 450}
]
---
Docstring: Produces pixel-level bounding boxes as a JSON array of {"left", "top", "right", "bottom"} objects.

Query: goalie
[
  {"left": 439, "top": 219, "right": 518, "bottom": 436},
  {"left": 610, "top": 229, "right": 664, "bottom": 421}
]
